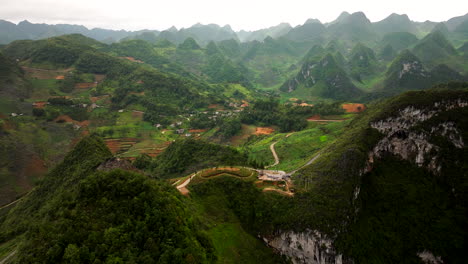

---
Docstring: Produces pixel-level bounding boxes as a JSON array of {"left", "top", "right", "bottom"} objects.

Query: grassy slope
[
  {"left": 245, "top": 120, "right": 350, "bottom": 171},
  {"left": 188, "top": 177, "right": 286, "bottom": 264}
]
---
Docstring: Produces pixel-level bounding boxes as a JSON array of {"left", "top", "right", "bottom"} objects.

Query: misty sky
[{"left": 1, "top": 0, "right": 467, "bottom": 31}]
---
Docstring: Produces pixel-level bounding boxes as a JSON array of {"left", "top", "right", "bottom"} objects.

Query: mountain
[
  {"left": 289, "top": 87, "right": 468, "bottom": 263},
  {"left": 348, "top": 43, "right": 377, "bottom": 80},
  {"left": 383, "top": 49, "right": 464, "bottom": 93},
  {"left": 178, "top": 37, "right": 202, "bottom": 50},
  {"left": 0, "top": 19, "right": 139, "bottom": 44},
  {"left": 454, "top": 19, "right": 468, "bottom": 37},
  {"left": 373, "top": 13, "right": 417, "bottom": 35},
  {"left": 0, "top": 135, "right": 217, "bottom": 263},
  {"left": 326, "top": 11, "right": 351, "bottom": 26},
  {"left": 281, "top": 53, "right": 363, "bottom": 100},
  {"left": 378, "top": 44, "right": 397, "bottom": 61},
  {"left": 383, "top": 50, "right": 432, "bottom": 91},
  {"left": 2, "top": 34, "right": 217, "bottom": 110},
  {"left": 151, "top": 139, "right": 248, "bottom": 178},
  {"left": 327, "top": 12, "right": 377, "bottom": 44},
  {"left": 0, "top": 52, "right": 31, "bottom": 99},
  {"left": 445, "top": 13, "right": 468, "bottom": 31},
  {"left": 430, "top": 64, "right": 466, "bottom": 83},
  {"left": 121, "top": 31, "right": 160, "bottom": 43},
  {"left": 237, "top": 23, "right": 292, "bottom": 42},
  {"left": 284, "top": 19, "right": 326, "bottom": 42},
  {"left": 380, "top": 32, "right": 419, "bottom": 51},
  {"left": 412, "top": 30, "right": 458, "bottom": 67},
  {"left": 431, "top": 22, "right": 450, "bottom": 36},
  {"left": 459, "top": 41, "right": 468, "bottom": 54},
  {"left": 180, "top": 23, "right": 239, "bottom": 45}
]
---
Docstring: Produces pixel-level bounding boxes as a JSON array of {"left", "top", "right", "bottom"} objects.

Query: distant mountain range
[{"left": 1, "top": 12, "right": 467, "bottom": 45}]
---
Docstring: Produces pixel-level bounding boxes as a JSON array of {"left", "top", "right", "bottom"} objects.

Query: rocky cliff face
[
  {"left": 262, "top": 230, "right": 347, "bottom": 264},
  {"left": 269, "top": 99, "right": 467, "bottom": 263},
  {"left": 365, "top": 99, "right": 468, "bottom": 174}
]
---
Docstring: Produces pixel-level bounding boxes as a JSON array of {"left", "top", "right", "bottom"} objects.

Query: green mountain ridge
[
  {"left": 281, "top": 52, "right": 363, "bottom": 100},
  {"left": 0, "top": 135, "right": 218, "bottom": 263},
  {"left": 1, "top": 11, "right": 468, "bottom": 263}
]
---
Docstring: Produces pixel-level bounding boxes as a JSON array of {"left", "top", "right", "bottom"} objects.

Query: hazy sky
[{"left": 1, "top": 0, "right": 467, "bottom": 31}]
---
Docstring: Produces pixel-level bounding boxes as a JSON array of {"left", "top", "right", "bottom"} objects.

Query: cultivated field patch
[
  {"left": 342, "top": 103, "right": 366, "bottom": 113},
  {"left": 254, "top": 127, "right": 275, "bottom": 135}
]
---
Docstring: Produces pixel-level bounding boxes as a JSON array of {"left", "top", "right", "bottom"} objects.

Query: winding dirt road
[
  {"left": 0, "top": 250, "right": 16, "bottom": 264},
  {"left": 266, "top": 142, "right": 279, "bottom": 168},
  {"left": 176, "top": 173, "right": 196, "bottom": 195}
]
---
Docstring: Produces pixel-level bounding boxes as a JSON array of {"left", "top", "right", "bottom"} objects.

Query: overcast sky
[{"left": 1, "top": 0, "right": 467, "bottom": 31}]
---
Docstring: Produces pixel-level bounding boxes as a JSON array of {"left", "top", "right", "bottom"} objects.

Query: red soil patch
[
  {"left": 22, "top": 154, "right": 47, "bottom": 182},
  {"left": 75, "top": 82, "right": 97, "bottom": 89},
  {"left": 179, "top": 187, "right": 190, "bottom": 196},
  {"left": 140, "top": 149, "right": 166, "bottom": 157},
  {"left": 136, "top": 80, "right": 144, "bottom": 84},
  {"left": 299, "top": 103, "right": 314, "bottom": 107},
  {"left": 240, "top": 100, "right": 250, "bottom": 108},
  {"left": 54, "top": 115, "right": 90, "bottom": 127},
  {"left": 138, "top": 141, "right": 171, "bottom": 157},
  {"left": 342, "top": 103, "right": 366, "bottom": 113},
  {"left": 104, "top": 138, "right": 139, "bottom": 154},
  {"left": 90, "top": 95, "right": 110, "bottom": 103},
  {"left": 255, "top": 127, "right": 275, "bottom": 135},
  {"left": 307, "top": 115, "right": 322, "bottom": 121},
  {"left": 189, "top": 129, "right": 207, "bottom": 133},
  {"left": 289, "top": 98, "right": 299, "bottom": 102},
  {"left": 55, "top": 75, "right": 65, "bottom": 80},
  {"left": 131, "top": 111, "right": 144, "bottom": 119},
  {"left": 54, "top": 115, "right": 74, "bottom": 123},
  {"left": 120, "top": 57, "right": 144, "bottom": 63},
  {"left": 208, "top": 104, "right": 220, "bottom": 109},
  {"left": 105, "top": 140, "right": 121, "bottom": 154},
  {"left": 33, "top": 101, "right": 48, "bottom": 109}
]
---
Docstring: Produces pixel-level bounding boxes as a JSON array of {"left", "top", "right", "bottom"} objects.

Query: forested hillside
[{"left": 1, "top": 9, "right": 468, "bottom": 264}]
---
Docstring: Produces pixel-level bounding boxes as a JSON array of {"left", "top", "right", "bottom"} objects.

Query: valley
[{"left": 0, "top": 9, "right": 468, "bottom": 264}]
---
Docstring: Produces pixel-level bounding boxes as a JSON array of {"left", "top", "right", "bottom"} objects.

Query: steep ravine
[{"left": 264, "top": 99, "right": 468, "bottom": 264}]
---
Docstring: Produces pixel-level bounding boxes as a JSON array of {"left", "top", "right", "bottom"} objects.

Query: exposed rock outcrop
[
  {"left": 365, "top": 99, "right": 468, "bottom": 174},
  {"left": 97, "top": 157, "right": 139, "bottom": 172},
  {"left": 263, "top": 230, "right": 349, "bottom": 264}
]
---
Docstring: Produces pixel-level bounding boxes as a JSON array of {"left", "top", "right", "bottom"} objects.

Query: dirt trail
[
  {"left": 289, "top": 153, "right": 321, "bottom": 175},
  {"left": 265, "top": 142, "right": 279, "bottom": 168},
  {"left": 176, "top": 173, "right": 196, "bottom": 195},
  {"left": 0, "top": 197, "right": 23, "bottom": 210},
  {"left": 0, "top": 191, "right": 31, "bottom": 210},
  {"left": 0, "top": 250, "right": 16, "bottom": 264},
  {"left": 262, "top": 187, "right": 294, "bottom": 197}
]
